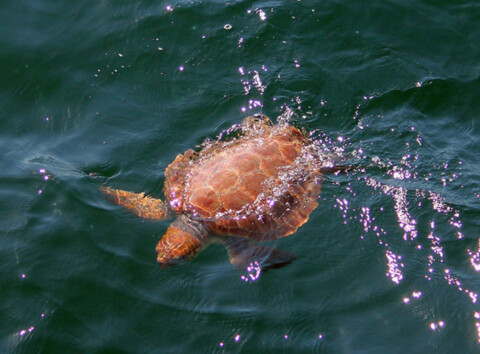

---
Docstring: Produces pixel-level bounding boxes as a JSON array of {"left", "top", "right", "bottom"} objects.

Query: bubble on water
[
  {"left": 428, "top": 191, "right": 452, "bottom": 213},
  {"left": 18, "top": 326, "right": 34, "bottom": 336},
  {"left": 256, "top": 9, "right": 267, "bottom": 21},
  {"left": 467, "top": 240, "right": 480, "bottom": 272},
  {"left": 240, "top": 261, "right": 262, "bottom": 282},
  {"left": 277, "top": 105, "right": 295, "bottom": 126},
  {"left": 238, "top": 67, "right": 267, "bottom": 99},
  {"left": 429, "top": 321, "right": 445, "bottom": 331},
  {"left": 385, "top": 250, "right": 404, "bottom": 284},
  {"left": 359, "top": 207, "right": 372, "bottom": 233},
  {"left": 252, "top": 71, "right": 265, "bottom": 94},
  {"left": 365, "top": 180, "right": 418, "bottom": 241}
]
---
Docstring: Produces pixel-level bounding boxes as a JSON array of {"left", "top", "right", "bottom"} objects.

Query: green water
[{"left": 2, "top": 0, "right": 480, "bottom": 352}]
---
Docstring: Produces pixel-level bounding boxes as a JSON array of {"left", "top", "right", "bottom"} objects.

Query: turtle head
[{"left": 155, "top": 218, "right": 205, "bottom": 267}]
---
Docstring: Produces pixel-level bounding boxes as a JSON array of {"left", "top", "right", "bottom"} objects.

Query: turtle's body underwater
[{"left": 102, "top": 115, "right": 335, "bottom": 271}]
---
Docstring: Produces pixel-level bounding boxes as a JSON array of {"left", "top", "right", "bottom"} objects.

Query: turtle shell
[{"left": 163, "top": 119, "right": 322, "bottom": 241}]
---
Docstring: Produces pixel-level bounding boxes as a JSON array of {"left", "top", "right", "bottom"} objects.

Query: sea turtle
[{"left": 101, "top": 115, "right": 338, "bottom": 271}]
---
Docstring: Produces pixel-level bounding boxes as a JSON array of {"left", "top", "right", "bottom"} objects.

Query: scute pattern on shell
[{"left": 163, "top": 120, "right": 322, "bottom": 242}]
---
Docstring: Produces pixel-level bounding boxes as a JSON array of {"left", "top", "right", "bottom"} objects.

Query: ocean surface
[{"left": 1, "top": 0, "right": 480, "bottom": 352}]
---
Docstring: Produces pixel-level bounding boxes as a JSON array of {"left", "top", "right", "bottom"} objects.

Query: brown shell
[{"left": 163, "top": 122, "right": 321, "bottom": 241}]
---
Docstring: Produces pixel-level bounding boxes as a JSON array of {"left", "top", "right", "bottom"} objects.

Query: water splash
[
  {"left": 176, "top": 107, "right": 477, "bottom": 342},
  {"left": 238, "top": 65, "right": 267, "bottom": 112},
  {"left": 180, "top": 116, "right": 336, "bottom": 231},
  {"left": 327, "top": 112, "right": 480, "bottom": 341}
]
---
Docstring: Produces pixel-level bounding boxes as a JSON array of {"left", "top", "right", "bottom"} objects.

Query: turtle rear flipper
[
  {"left": 101, "top": 186, "right": 172, "bottom": 220},
  {"left": 224, "top": 237, "right": 296, "bottom": 271}
]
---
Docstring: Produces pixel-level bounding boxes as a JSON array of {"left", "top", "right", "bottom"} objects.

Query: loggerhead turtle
[{"left": 101, "top": 115, "right": 339, "bottom": 271}]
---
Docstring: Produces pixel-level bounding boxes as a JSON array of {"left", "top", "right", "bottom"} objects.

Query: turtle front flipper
[
  {"left": 224, "top": 237, "right": 296, "bottom": 271},
  {"left": 101, "top": 186, "right": 172, "bottom": 220}
]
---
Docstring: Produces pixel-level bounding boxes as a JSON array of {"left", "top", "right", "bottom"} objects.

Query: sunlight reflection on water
[{"left": 228, "top": 62, "right": 480, "bottom": 343}]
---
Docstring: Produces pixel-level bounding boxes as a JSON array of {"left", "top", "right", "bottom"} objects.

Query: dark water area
[{"left": 1, "top": 0, "right": 480, "bottom": 352}]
